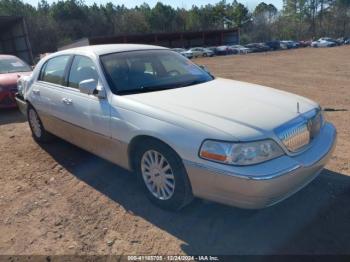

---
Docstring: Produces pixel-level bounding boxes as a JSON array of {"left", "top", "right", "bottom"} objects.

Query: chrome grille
[
  {"left": 278, "top": 123, "right": 310, "bottom": 152},
  {"left": 275, "top": 108, "right": 323, "bottom": 152}
]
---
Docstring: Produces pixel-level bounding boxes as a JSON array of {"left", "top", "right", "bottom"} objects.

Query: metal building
[
  {"left": 59, "top": 28, "right": 240, "bottom": 51},
  {"left": 0, "top": 16, "right": 33, "bottom": 64}
]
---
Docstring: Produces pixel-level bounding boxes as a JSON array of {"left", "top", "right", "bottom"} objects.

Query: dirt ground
[{"left": 0, "top": 46, "right": 349, "bottom": 255}]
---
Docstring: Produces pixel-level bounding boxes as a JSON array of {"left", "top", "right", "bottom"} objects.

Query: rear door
[{"left": 31, "top": 55, "right": 71, "bottom": 116}]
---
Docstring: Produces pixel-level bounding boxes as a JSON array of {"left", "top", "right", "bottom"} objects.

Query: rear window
[
  {"left": 40, "top": 55, "right": 70, "bottom": 85},
  {"left": 0, "top": 57, "right": 31, "bottom": 74}
]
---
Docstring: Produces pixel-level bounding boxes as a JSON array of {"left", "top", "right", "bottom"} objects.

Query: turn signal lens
[{"left": 200, "top": 151, "right": 227, "bottom": 162}]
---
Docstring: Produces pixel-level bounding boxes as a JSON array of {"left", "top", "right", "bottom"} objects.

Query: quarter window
[
  {"left": 68, "top": 56, "right": 98, "bottom": 89},
  {"left": 40, "top": 55, "right": 70, "bottom": 85}
]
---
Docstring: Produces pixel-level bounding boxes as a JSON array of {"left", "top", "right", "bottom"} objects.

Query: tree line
[{"left": 0, "top": 0, "right": 349, "bottom": 56}]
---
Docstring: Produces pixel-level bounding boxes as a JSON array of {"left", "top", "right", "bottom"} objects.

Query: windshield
[
  {"left": 0, "top": 57, "right": 31, "bottom": 74},
  {"left": 100, "top": 50, "right": 213, "bottom": 95}
]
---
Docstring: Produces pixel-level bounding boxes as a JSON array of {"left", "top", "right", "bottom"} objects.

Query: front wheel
[
  {"left": 135, "top": 140, "right": 193, "bottom": 210},
  {"left": 27, "top": 105, "right": 53, "bottom": 143}
]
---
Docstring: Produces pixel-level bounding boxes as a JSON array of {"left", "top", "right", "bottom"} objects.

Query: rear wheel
[
  {"left": 27, "top": 105, "right": 53, "bottom": 143},
  {"left": 135, "top": 139, "right": 193, "bottom": 210}
]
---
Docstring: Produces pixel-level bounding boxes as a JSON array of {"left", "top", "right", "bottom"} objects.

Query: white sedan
[
  {"left": 311, "top": 39, "right": 337, "bottom": 48},
  {"left": 189, "top": 47, "right": 214, "bottom": 58},
  {"left": 16, "top": 44, "right": 336, "bottom": 210},
  {"left": 171, "top": 48, "right": 193, "bottom": 59},
  {"left": 230, "top": 45, "right": 252, "bottom": 54}
]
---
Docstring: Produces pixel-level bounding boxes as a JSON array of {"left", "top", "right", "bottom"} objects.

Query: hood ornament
[{"left": 297, "top": 102, "right": 300, "bottom": 114}]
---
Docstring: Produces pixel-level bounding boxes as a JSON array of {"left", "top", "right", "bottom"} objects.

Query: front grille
[
  {"left": 278, "top": 123, "right": 310, "bottom": 152},
  {"left": 275, "top": 108, "right": 323, "bottom": 152}
]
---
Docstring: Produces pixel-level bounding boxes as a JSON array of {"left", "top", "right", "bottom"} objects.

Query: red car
[{"left": 0, "top": 55, "right": 32, "bottom": 108}]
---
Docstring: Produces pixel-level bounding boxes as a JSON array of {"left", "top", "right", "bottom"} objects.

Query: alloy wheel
[{"left": 141, "top": 150, "right": 175, "bottom": 200}]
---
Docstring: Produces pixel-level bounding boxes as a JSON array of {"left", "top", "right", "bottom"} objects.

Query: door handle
[
  {"left": 32, "top": 89, "right": 40, "bottom": 95},
  {"left": 62, "top": 98, "right": 73, "bottom": 105}
]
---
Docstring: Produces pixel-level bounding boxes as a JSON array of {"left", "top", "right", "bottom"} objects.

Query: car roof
[
  {"left": 56, "top": 44, "right": 168, "bottom": 57},
  {"left": 0, "top": 54, "right": 20, "bottom": 60}
]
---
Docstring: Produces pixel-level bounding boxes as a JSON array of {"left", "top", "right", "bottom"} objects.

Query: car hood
[
  {"left": 124, "top": 78, "right": 318, "bottom": 140},
  {"left": 0, "top": 72, "right": 31, "bottom": 87}
]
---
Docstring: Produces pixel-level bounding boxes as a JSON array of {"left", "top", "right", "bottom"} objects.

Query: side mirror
[{"left": 79, "top": 79, "right": 97, "bottom": 95}]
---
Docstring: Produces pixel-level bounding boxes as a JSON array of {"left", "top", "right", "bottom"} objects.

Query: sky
[{"left": 23, "top": 0, "right": 284, "bottom": 10}]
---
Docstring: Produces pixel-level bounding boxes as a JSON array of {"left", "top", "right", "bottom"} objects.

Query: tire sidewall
[
  {"left": 27, "top": 105, "right": 51, "bottom": 143},
  {"left": 28, "top": 106, "right": 43, "bottom": 140}
]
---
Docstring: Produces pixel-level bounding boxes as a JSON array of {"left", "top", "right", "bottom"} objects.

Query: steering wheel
[{"left": 167, "top": 70, "right": 181, "bottom": 76}]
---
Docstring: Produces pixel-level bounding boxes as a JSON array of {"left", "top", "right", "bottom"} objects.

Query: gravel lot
[{"left": 0, "top": 46, "right": 349, "bottom": 255}]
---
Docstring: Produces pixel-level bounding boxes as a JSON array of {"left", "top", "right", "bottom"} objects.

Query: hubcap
[
  {"left": 29, "top": 109, "right": 42, "bottom": 138},
  {"left": 141, "top": 150, "right": 175, "bottom": 200}
]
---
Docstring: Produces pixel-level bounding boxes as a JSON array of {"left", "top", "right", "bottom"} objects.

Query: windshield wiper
[
  {"left": 179, "top": 79, "right": 208, "bottom": 87},
  {"left": 117, "top": 79, "right": 212, "bottom": 95},
  {"left": 118, "top": 83, "right": 185, "bottom": 95}
]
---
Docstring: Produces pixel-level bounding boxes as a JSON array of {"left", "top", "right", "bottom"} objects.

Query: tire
[
  {"left": 203, "top": 53, "right": 207, "bottom": 57},
  {"left": 27, "top": 105, "right": 53, "bottom": 143},
  {"left": 134, "top": 139, "right": 193, "bottom": 211}
]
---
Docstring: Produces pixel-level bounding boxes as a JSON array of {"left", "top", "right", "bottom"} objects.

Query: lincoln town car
[{"left": 15, "top": 44, "right": 337, "bottom": 210}]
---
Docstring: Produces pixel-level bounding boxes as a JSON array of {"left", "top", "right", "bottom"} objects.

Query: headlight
[{"left": 199, "top": 139, "right": 284, "bottom": 165}]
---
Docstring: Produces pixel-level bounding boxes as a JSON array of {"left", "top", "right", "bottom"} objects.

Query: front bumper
[
  {"left": 184, "top": 123, "right": 337, "bottom": 209},
  {"left": 15, "top": 93, "right": 28, "bottom": 115}
]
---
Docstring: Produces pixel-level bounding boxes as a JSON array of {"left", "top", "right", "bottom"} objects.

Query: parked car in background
[
  {"left": 265, "top": 40, "right": 281, "bottom": 50},
  {"left": 0, "top": 55, "right": 32, "bottom": 109},
  {"left": 311, "top": 39, "right": 336, "bottom": 48},
  {"left": 299, "top": 40, "right": 312, "bottom": 47},
  {"left": 206, "top": 46, "right": 218, "bottom": 55},
  {"left": 216, "top": 45, "right": 237, "bottom": 55},
  {"left": 344, "top": 38, "right": 350, "bottom": 44},
  {"left": 280, "top": 41, "right": 293, "bottom": 49},
  {"left": 16, "top": 44, "right": 336, "bottom": 210},
  {"left": 245, "top": 43, "right": 271, "bottom": 52},
  {"left": 336, "top": 37, "right": 346, "bottom": 45},
  {"left": 171, "top": 48, "right": 193, "bottom": 59},
  {"left": 319, "top": 37, "right": 341, "bottom": 46},
  {"left": 230, "top": 45, "right": 252, "bottom": 54},
  {"left": 293, "top": 41, "right": 301, "bottom": 48},
  {"left": 189, "top": 47, "right": 214, "bottom": 58},
  {"left": 280, "top": 40, "right": 299, "bottom": 49}
]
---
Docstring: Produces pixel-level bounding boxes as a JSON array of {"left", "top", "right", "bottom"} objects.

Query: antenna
[{"left": 297, "top": 102, "right": 300, "bottom": 114}]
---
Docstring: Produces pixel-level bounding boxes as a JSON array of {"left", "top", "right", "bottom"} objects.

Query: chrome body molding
[{"left": 183, "top": 123, "right": 336, "bottom": 208}]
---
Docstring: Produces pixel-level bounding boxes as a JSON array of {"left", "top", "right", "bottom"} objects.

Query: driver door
[{"left": 50, "top": 55, "right": 113, "bottom": 158}]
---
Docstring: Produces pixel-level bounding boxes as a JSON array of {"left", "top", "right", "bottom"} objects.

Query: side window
[
  {"left": 40, "top": 55, "right": 70, "bottom": 85},
  {"left": 68, "top": 56, "right": 98, "bottom": 89}
]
